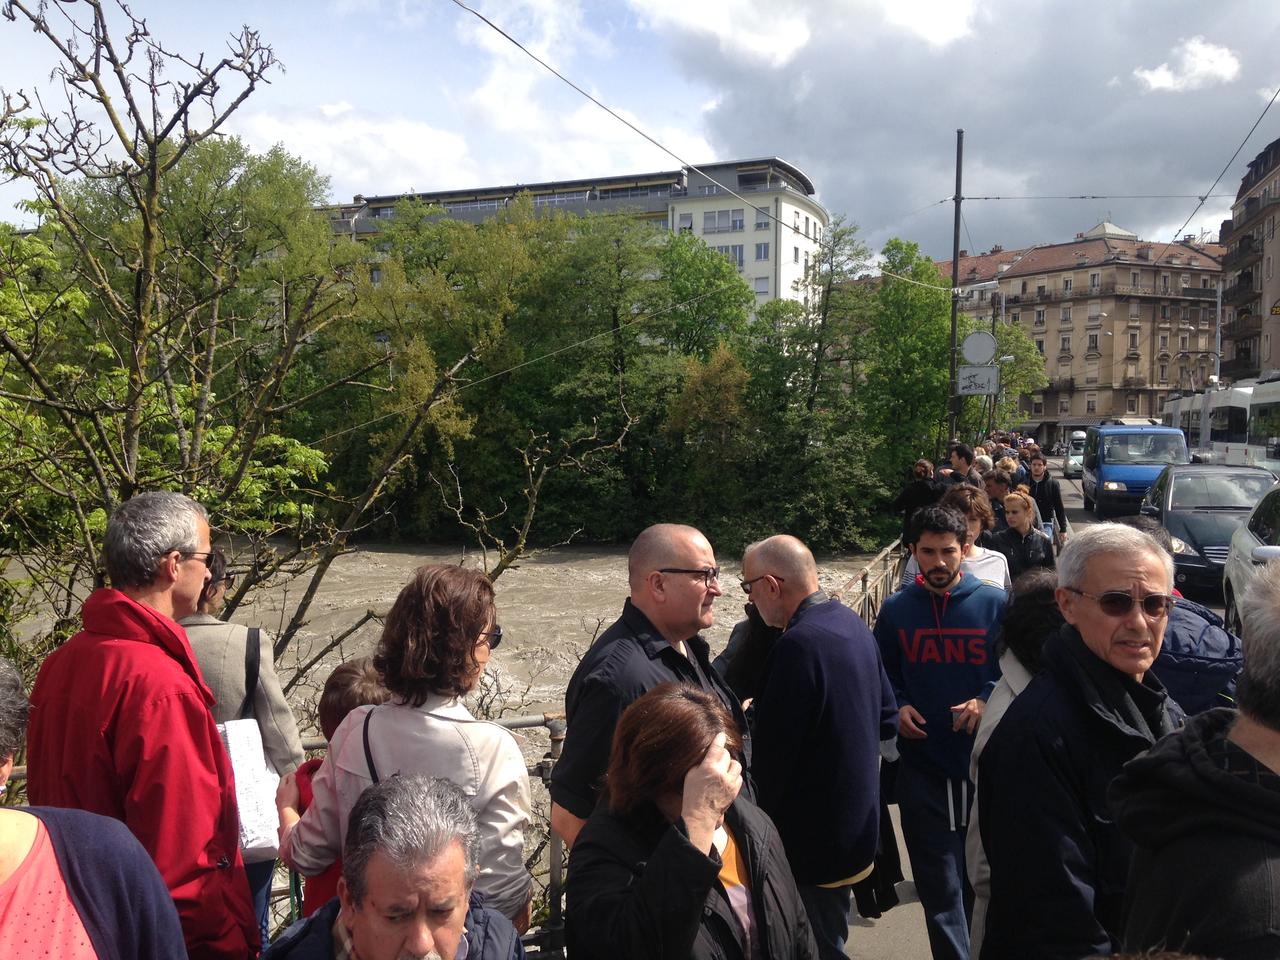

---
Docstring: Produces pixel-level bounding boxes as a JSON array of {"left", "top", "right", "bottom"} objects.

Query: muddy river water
[{"left": 242, "top": 542, "right": 881, "bottom": 729}]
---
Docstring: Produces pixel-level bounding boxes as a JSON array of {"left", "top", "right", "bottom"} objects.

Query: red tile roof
[
  {"left": 1000, "top": 237, "right": 1222, "bottom": 279},
  {"left": 935, "top": 246, "right": 1032, "bottom": 285}
]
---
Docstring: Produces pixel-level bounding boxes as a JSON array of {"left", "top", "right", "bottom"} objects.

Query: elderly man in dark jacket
[
  {"left": 976, "top": 524, "right": 1182, "bottom": 959},
  {"left": 266, "top": 776, "right": 523, "bottom": 960},
  {"left": 1112, "top": 559, "right": 1280, "bottom": 959}
]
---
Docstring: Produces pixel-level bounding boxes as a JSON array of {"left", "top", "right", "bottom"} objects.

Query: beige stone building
[
  {"left": 991, "top": 222, "right": 1222, "bottom": 443},
  {"left": 1220, "top": 135, "right": 1280, "bottom": 379},
  {"left": 935, "top": 245, "right": 1033, "bottom": 324}
]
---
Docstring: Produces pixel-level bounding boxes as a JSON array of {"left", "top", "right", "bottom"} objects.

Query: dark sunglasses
[
  {"left": 479, "top": 626, "right": 502, "bottom": 650},
  {"left": 1065, "top": 587, "right": 1175, "bottom": 618}
]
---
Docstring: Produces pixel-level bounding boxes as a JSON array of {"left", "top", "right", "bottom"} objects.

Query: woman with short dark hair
[
  {"left": 278, "top": 564, "right": 532, "bottom": 928},
  {"left": 567, "top": 682, "right": 818, "bottom": 960}
]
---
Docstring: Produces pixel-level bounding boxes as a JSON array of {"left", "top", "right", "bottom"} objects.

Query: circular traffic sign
[{"left": 961, "top": 330, "right": 997, "bottom": 364}]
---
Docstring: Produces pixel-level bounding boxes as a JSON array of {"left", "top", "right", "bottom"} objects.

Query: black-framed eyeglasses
[
  {"left": 739, "top": 574, "right": 785, "bottom": 595},
  {"left": 179, "top": 551, "right": 215, "bottom": 568},
  {"left": 657, "top": 567, "right": 720, "bottom": 588},
  {"left": 1064, "top": 587, "right": 1175, "bottom": 618},
  {"left": 215, "top": 573, "right": 236, "bottom": 590},
  {"left": 479, "top": 626, "right": 503, "bottom": 650}
]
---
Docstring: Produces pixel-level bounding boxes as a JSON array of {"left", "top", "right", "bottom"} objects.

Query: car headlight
[
  {"left": 1103, "top": 481, "right": 1127, "bottom": 491},
  {"left": 1170, "top": 536, "right": 1194, "bottom": 555}
]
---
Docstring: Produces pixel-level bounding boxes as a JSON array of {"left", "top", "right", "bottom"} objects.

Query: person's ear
[
  {"left": 1055, "top": 587, "right": 1080, "bottom": 626},
  {"left": 337, "top": 876, "right": 355, "bottom": 919},
  {"left": 157, "top": 551, "right": 181, "bottom": 587},
  {"left": 646, "top": 570, "right": 666, "bottom": 602}
]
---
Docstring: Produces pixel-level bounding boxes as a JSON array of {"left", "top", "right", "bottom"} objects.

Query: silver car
[
  {"left": 1223, "top": 483, "right": 1280, "bottom": 633},
  {"left": 1062, "top": 431, "right": 1086, "bottom": 479}
]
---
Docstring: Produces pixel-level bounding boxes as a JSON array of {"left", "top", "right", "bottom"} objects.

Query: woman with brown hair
[
  {"left": 566, "top": 682, "right": 818, "bottom": 960},
  {"left": 276, "top": 564, "right": 532, "bottom": 927}
]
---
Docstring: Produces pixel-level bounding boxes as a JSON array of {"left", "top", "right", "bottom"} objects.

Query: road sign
[
  {"left": 958, "top": 365, "right": 1000, "bottom": 396},
  {"left": 961, "top": 330, "right": 997, "bottom": 364}
]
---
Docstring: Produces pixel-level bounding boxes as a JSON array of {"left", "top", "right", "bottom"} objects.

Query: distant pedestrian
[
  {"left": 1026, "top": 452, "right": 1069, "bottom": 547},
  {"left": 889, "top": 459, "right": 945, "bottom": 543}
]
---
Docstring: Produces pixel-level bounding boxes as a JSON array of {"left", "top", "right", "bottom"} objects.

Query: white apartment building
[{"left": 323, "top": 158, "right": 830, "bottom": 306}]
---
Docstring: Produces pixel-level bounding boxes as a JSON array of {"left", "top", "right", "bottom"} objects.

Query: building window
[
  {"left": 755, "top": 243, "right": 769, "bottom": 261},
  {"left": 1127, "top": 394, "right": 1138, "bottom": 413},
  {"left": 715, "top": 245, "right": 745, "bottom": 269},
  {"left": 1089, "top": 272, "right": 1100, "bottom": 290},
  {"left": 1086, "top": 396, "right": 1097, "bottom": 413},
  {"left": 794, "top": 212, "right": 800, "bottom": 234},
  {"left": 1087, "top": 333, "right": 1099, "bottom": 351},
  {"left": 369, "top": 266, "right": 382, "bottom": 285},
  {"left": 755, "top": 207, "right": 769, "bottom": 229},
  {"left": 1161, "top": 274, "right": 1170, "bottom": 292},
  {"left": 1060, "top": 399, "right": 1071, "bottom": 413},
  {"left": 1161, "top": 304, "right": 1170, "bottom": 319},
  {"left": 1011, "top": 312, "right": 1021, "bottom": 324},
  {"left": 754, "top": 276, "right": 769, "bottom": 296},
  {"left": 1159, "top": 363, "right": 1168, "bottom": 381},
  {"left": 1035, "top": 309, "right": 1046, "bottom": 325},
  {"left": 804, "top": 215, "right": 810, "bottom": 237},
  {"left": 1160, "top": 334, "right": 1169, "bottom": 350},
  {"left": 1061, "top": 306, "right": 1072, "bottom": 322},
  {"left": 372, "top": 206, "right": 394, "bottom": 219},
  {"left": 1129, "top": 302, "right": 1141, "bottom": 319},
  {"left": 804, "top": 251, "right": 809, "bottom": 270},
  {"left": 1129, "top": 331, "right": 1139, "bottom": 349},
  {"left": 1021, "top": 280, "right": 1029, "bottom": 294},
  {"left": 1063, "top": 277, "right": 1073, "bottom": 292},
  {"left": 1180, "top": 333, "right": 1189, "bottom": 350},
  {"left": 677, "top": 213, "right": 693, "bottom": 234},
  {"left": 1035, "top": 339, "right": 1045, "bottom": 355},
  {"left": 1033, "top": 400, "right": 1044, "bottom": 414},
  {"left": 704, "top": 209, "right": 745, "bottom": 233},
  {"left": 731, "top": 209, "right": 745, "bottom": 231},
  {"left": 1131, "top": 270, "right": 1140, "bottom": 286},
  {"left": 794, "top": 247, "right": 800, "bottom": 264},
  {"left": 1061, "top": 335, "right": 1071, "bottom": 353}
]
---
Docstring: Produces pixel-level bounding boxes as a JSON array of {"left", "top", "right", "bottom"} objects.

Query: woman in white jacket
[{"left": 277, "top": 564, "right": 533, "bottom": 929}]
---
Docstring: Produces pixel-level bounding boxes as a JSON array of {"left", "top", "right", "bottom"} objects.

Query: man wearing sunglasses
[
  {"left": 550, "top": 523, "right": 750, "bottom": 850},
  {"left": 976, "top": 523, "right": 1183, "bottom": 959}
]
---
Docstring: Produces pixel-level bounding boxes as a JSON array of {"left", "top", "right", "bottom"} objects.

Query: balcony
[
  {"left": 1221, "top": 355, "right": 1260, "bottom": 379},
  {"left": 1222, "top": 235, "right": 1261, "bottom": 272},
  {"left": 1222, "top": 315, "right": 1262, "bottom": 340},
  {"left": 1047, "top": 377, "right": 1075, "bottom": 392},
  {"left": 1123, "top": 376, "right": 1148, "bottom": 388},
  {"left": 1225, "top": 194, "right": 1280, "bottom": 238},
  {"left": 1114, "top": 283, "right": 1217, "bottom": 300},
  {"left": 1224, "top": 278, "right": 1260, "bottom": 307}
]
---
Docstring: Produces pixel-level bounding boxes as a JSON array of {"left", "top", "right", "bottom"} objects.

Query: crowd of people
[{"left": 0, "top": 455, "right": 1274, "bottom": 958}]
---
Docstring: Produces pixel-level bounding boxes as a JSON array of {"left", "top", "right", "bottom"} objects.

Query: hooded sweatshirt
[
  {"left": 874, "top": 572, "right": 1006, "bottom": 780},
  {"left": 1112, "top": 708, "right": 1280, "bottom": 959}
]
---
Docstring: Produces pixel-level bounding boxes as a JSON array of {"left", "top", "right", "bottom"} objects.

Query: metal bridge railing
[{"left": 833, "top": 538, "right": 904, "bottom": 630}]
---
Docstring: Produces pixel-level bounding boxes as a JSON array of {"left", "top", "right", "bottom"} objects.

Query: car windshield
[
  {"left": 1102, "top": 433, "right": 1188, "bottom": 465},
  {"left": 1069, "top": 439, "right": 1085, "bottom": 454},
  {"left": 1170, "top": 473, "right": 1276, "bottom": 510}
]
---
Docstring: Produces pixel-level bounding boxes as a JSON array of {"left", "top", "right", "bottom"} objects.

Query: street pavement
[{"left": 847, "top": 467, "right": 1217, "bottom": 957}]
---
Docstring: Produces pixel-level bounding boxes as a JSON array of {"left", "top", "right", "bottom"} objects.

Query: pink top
[{"left": 0, "top": 819, "right": 97, "bottom": 958}]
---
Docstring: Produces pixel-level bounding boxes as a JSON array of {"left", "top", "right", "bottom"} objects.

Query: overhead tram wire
[
  {"left": 965, "top": 193, "right": 1236, "bottom": 201},
  {"left": 1152, "top": 81, "right": 1280, "bottom": 260},
  {"left": 447, "top": 0, "right": 952, "bottom": 294}
]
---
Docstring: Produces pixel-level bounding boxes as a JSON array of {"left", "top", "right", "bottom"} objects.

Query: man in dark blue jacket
[
  {"left": 266, "top": 776, "right": 524, "bottom": 960},
  {"left": 742, "top": 535, "right": 897, "bottom": 959},
  {"left": 976, "top": 523, "right": 1181, "bottom": 959},
  {"left": 874, "top": 506, "right": 1006, "bottom": 960}
]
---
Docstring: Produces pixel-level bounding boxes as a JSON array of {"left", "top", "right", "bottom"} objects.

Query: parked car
[
  {"left": 1141, "top": 464, "right": 1277, "bottom": 596},
  {"left": 1222, "top": 483, "right": 1280, "bottom": 633},
  {"left": 1083, "top": 424, "right": 1190, "bottom": 518},
  {"left": 1062, "top": 430, "right": 1086, "bottom": 479}
]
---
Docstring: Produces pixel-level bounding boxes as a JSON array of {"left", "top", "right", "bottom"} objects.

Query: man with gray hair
[
  {"left": 1112, "top": 559, "right": 1280, "bottom": 958},
  {"left": 976, "top": 523, "right": 1182, "bottom": 959},
  {"left": 27, "top": 491, "right": 259, "bottom": 960},
  {"left": 266, "top": 776, "right": 524, "bottom": 960}
]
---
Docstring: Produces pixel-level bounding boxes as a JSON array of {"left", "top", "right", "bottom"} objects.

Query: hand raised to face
[{"left": 680, "top": 731, "right": 742, "bottom": 852}]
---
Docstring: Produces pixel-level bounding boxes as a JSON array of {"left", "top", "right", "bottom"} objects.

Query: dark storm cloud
[{"left": 659, "top": 1, "right": 1280, "bottom": 259}]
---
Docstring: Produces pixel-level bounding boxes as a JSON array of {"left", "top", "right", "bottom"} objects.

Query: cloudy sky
[{"left": 3, "top": 0, "right": 1279, "bottom": 260}]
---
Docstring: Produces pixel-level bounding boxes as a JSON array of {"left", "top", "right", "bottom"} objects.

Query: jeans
[
  {"left": 244, "top": 858, "right": 276, "bottom": 946},
  {"left": 797, "top": 883, "right": 852, "bottom": 960},
  {"left": 896, "top": 763, "right": 974, "bottom": 960}
]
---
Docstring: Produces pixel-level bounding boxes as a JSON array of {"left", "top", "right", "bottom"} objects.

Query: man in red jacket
[{"left": 27, "top": 491, "right": 259, "bottom": 960}]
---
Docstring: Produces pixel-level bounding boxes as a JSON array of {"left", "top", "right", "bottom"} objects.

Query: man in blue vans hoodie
[{"left": 874, "top": 505, "right": 1006, "bottom": 960}]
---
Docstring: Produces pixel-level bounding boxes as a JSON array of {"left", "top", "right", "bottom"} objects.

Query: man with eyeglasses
[
  {"left": 27, "top": 492, "right": 259, "bottom": 960},
  {"left": 550, "top": 523, "right": 750, "bottom": 850},
  {"left": 976, "top": 523, "right": 1183, "bottom": 959},
  {"left": 742, "top": 535, "right": 896, "bottom": 958}
]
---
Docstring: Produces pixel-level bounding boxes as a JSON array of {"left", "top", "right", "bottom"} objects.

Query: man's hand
[
  {"left": 898, "top": 705, "right": 928, "bottom": 739},
  {"left": 681, "top": 732, "right": 742, "bottom": 853},
  {"left": 950, "top": 697, "right": 985, "bottom": 734}
]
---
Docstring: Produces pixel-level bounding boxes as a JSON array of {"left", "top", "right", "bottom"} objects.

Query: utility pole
[{"left": 948, "top": 129, "right": 964, "bottom": 443}]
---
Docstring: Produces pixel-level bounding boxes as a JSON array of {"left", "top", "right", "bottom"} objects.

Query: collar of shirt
[
  {"left": 787, "top": 589, "right": 830, "bottom": 629},
  {"left": 331, "top": 910, "right": 471, "bottom": 960},
  {"left": 619, "top": 597, "right": 712, "bottom": 664}
]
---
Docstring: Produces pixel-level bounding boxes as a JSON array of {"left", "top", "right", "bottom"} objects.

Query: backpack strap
[
  {"left": 237, "top": 627, "right": 261, "bottom": 721},
  {"left": 363, "top": 708, "right": 380, "bottom": 783}
]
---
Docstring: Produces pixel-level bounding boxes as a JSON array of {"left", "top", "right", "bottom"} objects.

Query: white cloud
[
  {"left": 319, "top": 101, "right": 354, "bottom": 118},
  {"left": 1133, "top": 36, "right": 1240, "bottom": 92},
  {"left": 228, "top": 107, "right": 478, "bottom": 201},
  {"left": 875, "top": 0, "right": 977, "bottom": 48},
  {"left": 627, "top": 0, "right": 811, "bottom": 68}
]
